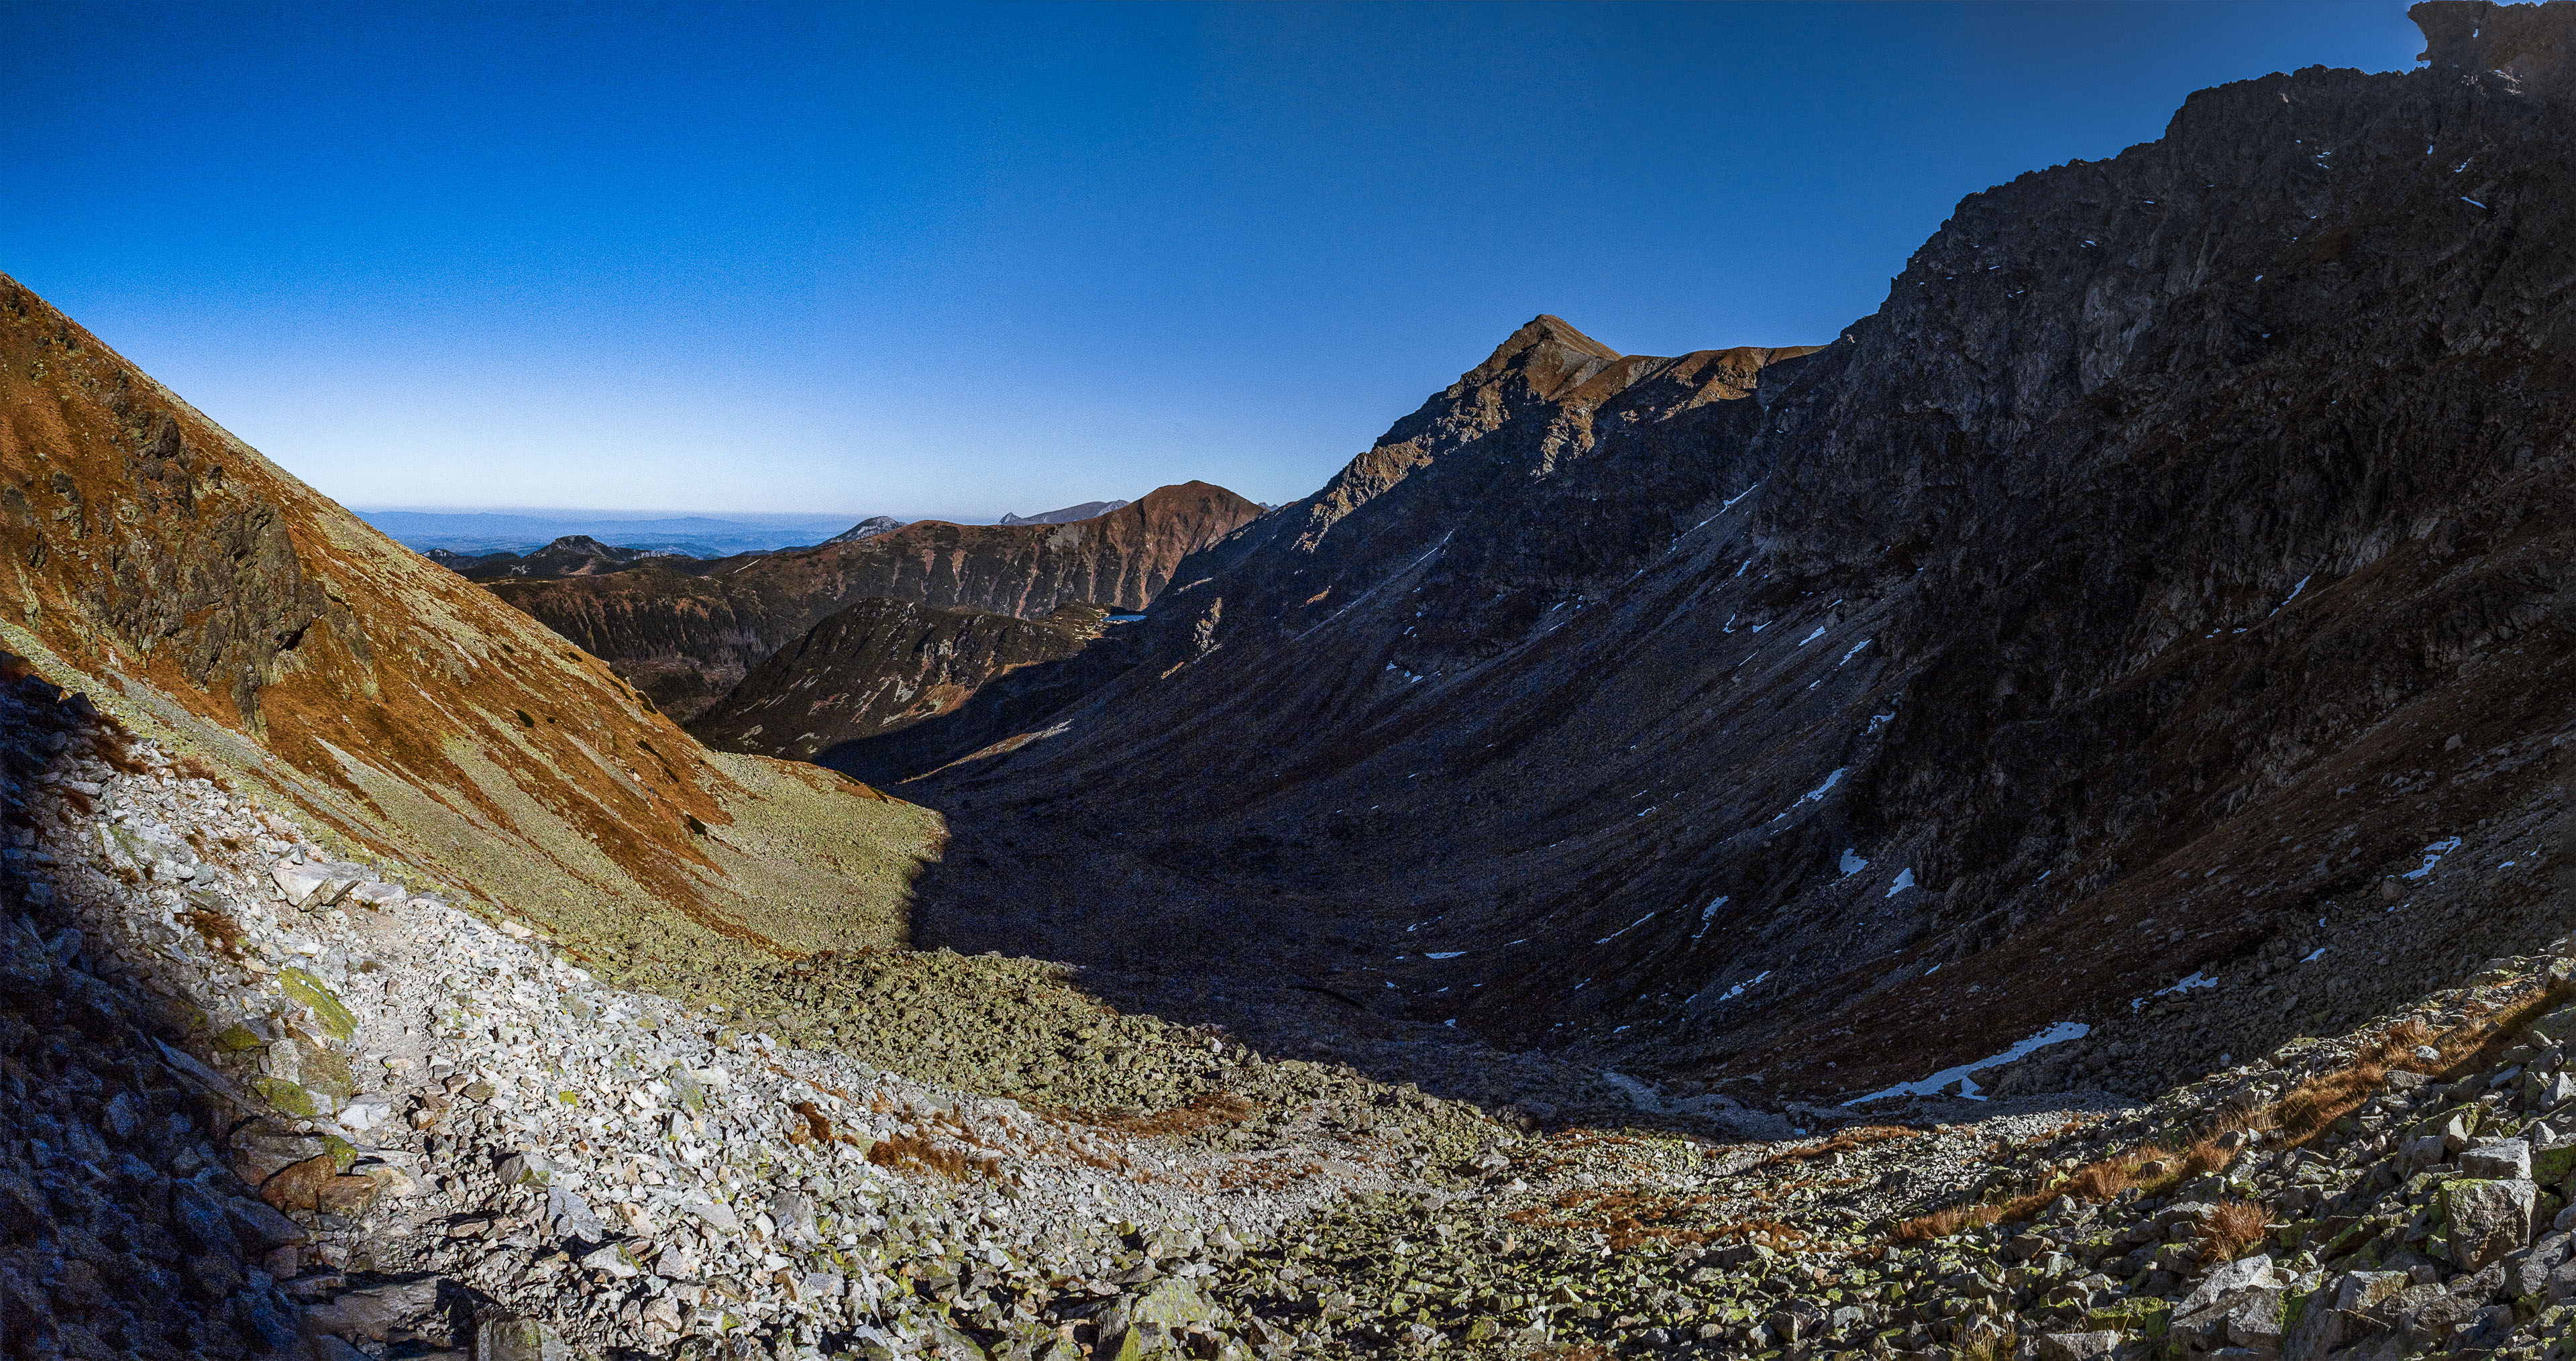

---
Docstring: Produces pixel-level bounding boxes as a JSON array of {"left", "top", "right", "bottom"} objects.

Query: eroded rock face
[
  {"left": 897, "top": 21, "right": 2576, "bottom": 1101},
  {"left": 490, "top": 482, "right": 1262, "bottom": 721},
  {"left": 688, "top": 599, "right": 1110, "bottom": 763},
  {"left": 2414, "top": 0, "right": 2576, "bottom": 99}
]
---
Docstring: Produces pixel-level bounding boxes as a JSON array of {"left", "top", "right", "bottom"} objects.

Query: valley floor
[{"left": 11, "top": 664, "right": 2576, "bottom": 1361}]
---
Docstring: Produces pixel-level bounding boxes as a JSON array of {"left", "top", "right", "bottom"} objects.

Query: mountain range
[
  {"left": 358, "top": 508, "right": 863, "bottom": 557},
  {"left": 753, "top": 21, "right": 2576, "bottom": 1113},
  {"left": 483, "top": 483, "right": 1263, "bottom": 722}
]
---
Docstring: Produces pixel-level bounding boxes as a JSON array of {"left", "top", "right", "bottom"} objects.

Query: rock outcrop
[
  {"left": 892, "top": 17, "right": 2576, "bottom": 1110},
  {"left": 2414, "top": 0, "right": 2576, "bottom": 98},
  {"left": 489, "top": 482, "right": 1263, "bottom": 721}
]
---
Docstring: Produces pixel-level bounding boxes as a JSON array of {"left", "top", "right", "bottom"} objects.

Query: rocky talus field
[{"left": 25, "top": 641, "right": 2576, "bottom": 1361}]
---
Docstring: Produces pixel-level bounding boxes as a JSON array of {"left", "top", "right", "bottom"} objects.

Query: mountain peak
[
  {"left": 1523, "top": 313, "right": 1620, "bottom": 357},
  {"left": 1479, "top": 314, "right": 1621, "bottom": 369},
  {"left": 1458, "top": 315, "right": 1629, "bottom": 400}
]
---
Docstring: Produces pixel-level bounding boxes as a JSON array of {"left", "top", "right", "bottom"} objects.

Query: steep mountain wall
[
  {"left": 896, "top": 14, "right": 2576, "bottom": 1104},
  {"left": 688, "top": 599, "right": 1109, "bottom": 762},
  {"left": 489, "top": 482, "right": 1263, "bottom": 720},
  {"left": 0, "top": 274, "right": 939, "bottom": 972}
]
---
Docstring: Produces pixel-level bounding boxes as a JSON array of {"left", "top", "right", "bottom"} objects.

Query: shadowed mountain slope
[
  {"left": 689, "top": 599, "right": 1111, "bottom": 762},
  {"left": 490, "top": 482, "right": 1261, "bottom": 721},
  {"left": 0, "top": 274, "right": 941, "bottom": 979},
  {"left": 891, "top": 21, "right": 2576, "bottom": 1111}
]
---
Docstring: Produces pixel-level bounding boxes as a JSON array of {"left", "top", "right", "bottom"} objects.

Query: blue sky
[{"left": 3, "top": 2, "right": 2421, "bottom": 521}]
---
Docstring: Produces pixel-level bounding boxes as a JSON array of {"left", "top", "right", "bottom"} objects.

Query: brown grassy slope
[{"left": 0, "top": 274, "right": 941, "bottom": 973}]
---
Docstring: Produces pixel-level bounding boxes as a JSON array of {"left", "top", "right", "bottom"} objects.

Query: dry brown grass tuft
[
  {"left": 1959, "top": 1324, "right": 2020, "bottom": 1361},
  {"left": 172, "top": 753, "right": 227, "bottom": 787},
  {"left": 2198, "top": 1199, "right": 2271, "bottom": 1262},
  {"left": 1034, "top": 1090, "right": 1256, "bottom": 1139},
  {"left": 1874, "top": 985, "right": 2574, "bottom": 1252},
  {"left": 865, "top": 1130, "right": 1000, "bottom": 1181},
  {"left": 2269, "top": 985, "right": 2570, "bottom": 1150},
  {"left": 1891, "top": 1201, "right": 2003, "bottom": 1244},
  {"left": 1739, "top": 1124, "right": 1923, "bottom": 1175},
  {"left": 182, "top": 906, "right": 248, "bottom": 962},
  {"left": 2274, "top": 1065, "right": 2383, "bottom": 1142}
]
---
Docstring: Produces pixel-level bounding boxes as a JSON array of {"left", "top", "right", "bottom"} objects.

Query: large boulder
[
  {"left": 2461, "top": 1139, "right": 2533, "bottom": 1181},
  {"left": 2447, "top": 1178, "right": 2539, "bottom": 1270},
  {"left": 2031, "top": 1331, "right": 2124, "bottom": 1361}
]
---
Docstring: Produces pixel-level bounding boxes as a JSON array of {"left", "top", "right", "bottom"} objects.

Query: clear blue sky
[{"left": 2, "top": 2, "right": 2422, "bottom": 521}]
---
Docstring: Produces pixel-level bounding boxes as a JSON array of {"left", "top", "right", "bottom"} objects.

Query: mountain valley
[{"left": 13, "top": 6, "right": 2576, "bottom": 1361}]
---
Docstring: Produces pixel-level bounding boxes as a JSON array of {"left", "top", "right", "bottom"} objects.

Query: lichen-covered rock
[{"left": 2448, "top": 1179, "right": 2539, "bottom": 1271}]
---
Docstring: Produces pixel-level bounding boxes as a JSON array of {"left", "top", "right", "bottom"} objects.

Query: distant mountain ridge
[
  {"left": 360, "top": 508, "right": 859, "bottom": 557},
  {"left": 1000, "top": 500, "right": 1128, "bottom": 526},
  {"left": 688, "top": 600, "right": 1112, "bottom": 761},
  {"left": 824, "top": 515, "right": 906, "bottom": 545},
  {"left": 427, "top": 535, "right": 714, "bottom": 582},
  {"left": 486, "top": 483, "right": 1265, "bottom": 720}
]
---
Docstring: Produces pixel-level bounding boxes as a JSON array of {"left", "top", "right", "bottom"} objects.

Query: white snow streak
[
  {"left": 1774, "top": 768, "right": 1847, "bottom": 820},
  {"left": 1596, "top": 912, "right": 1657, "bottom": 944},
  {"left": 1843, "top": 1021, "right": 2092, "bottom": 1105}
]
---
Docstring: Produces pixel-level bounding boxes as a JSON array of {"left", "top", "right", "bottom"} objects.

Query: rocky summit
[{"left": 14, "top": 5, "right": 2576, "bottom": 1361}]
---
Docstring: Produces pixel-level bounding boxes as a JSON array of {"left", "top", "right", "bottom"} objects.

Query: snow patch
[
  {"left": 1839, "top": 639, "right": 1872, "bottom": 665},
  {"left": 1693, "top": 895, "right": 1729, "bottom": 940},
  {"left": 2402, "top": 837, "right": 2463, "bottom": 881},
  {"left": 1717, "top": 970, "right": 1772, "bottom": 1002},
  {"left": 1886, "top": 868, "right": 1915, "bottom": 897},
  {"left": 1798, "top": 627, "right": 1827, "bottom": 646},
  {"left": 1773, "top": 768, "right": 1847, "bottom": 821},
  {"left": 1843, "top": 1021, "right": 2091, "bottom": 1105},
  {"left": 1839, "top": 848, "right": 1870, "bottom": 875},
  {"left": 2132, "top": 971, "right": 2218, "bottom": 1011}
]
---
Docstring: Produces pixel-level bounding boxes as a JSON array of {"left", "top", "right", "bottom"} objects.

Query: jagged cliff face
[
  {"left": 489, "top": 482, "right": 1262, "bottom": 722},
  {"left": 0, "top": 274, "right": 939, "bottom": 967},
  {"left": 688, "top": 600, "right": 1109, "bottom": 763},
  {"left": 900, "top": 10, "right": 2576, "bottom": 1104}
]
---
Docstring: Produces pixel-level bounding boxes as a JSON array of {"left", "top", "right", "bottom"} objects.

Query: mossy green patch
[
  {"left": 279, "top": 967, "right": 358, "bottom": 1042},
  {"left": 252, "top": 1076, "right": 320, "bottom": 1118}
]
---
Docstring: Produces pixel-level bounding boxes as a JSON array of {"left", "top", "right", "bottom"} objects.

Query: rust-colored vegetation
[{"left": 2197, "top": 1199, "right": 2271, "bottom": 1262}]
